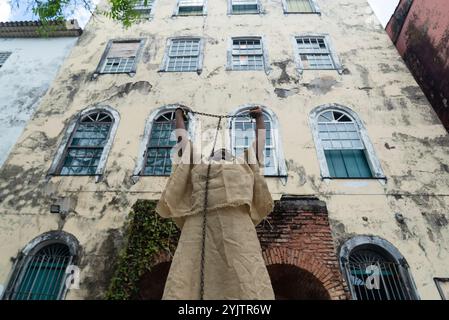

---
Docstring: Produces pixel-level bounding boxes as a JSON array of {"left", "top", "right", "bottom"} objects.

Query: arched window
[
  {"left": 229, "top": 106, "right": 287, "bottom": 176},
  {"left": 340, "top": 236, "right": 419, "bottom": 300},
  {"left": 3, "top": 232, "right": 78, "bottom": 300},
  {"left": 133, "top": 105, "right": 195, "bottom": 179},
  {"left": 310, "top": 104, "right": 385, "bottom": 179},
  {"left": 48, "top": 106, "right": 120, "bottom": 180}
]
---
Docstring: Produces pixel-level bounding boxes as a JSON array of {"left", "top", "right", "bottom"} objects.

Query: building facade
[
  {"left": 0, "top": 0, "right": 449, "bottom": 300},
  {"left": 0, "top": 20, "right": 82, "bottom": 168},
  {"left": 386, "top": 0, "right": 449, "bottom": 132}
]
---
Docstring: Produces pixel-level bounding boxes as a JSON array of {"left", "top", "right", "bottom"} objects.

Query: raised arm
[{"left": 249, "top": 106, "right": 265, "bottom": 164}]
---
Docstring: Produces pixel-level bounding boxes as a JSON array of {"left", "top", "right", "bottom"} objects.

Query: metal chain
[
  {"left": 176, "top": 104, "right": 249, "bottom": 119},
  {"left": 199, "top": 116, "right": 222, "bottom": 300}
]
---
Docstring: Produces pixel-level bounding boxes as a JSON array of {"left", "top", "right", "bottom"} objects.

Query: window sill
[{"left": 283, "top": 11, "right": 321, "bottom": 15}]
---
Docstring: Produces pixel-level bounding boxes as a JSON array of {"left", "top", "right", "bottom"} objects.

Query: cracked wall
[{"left": 0, "top": 0, "right": 449, "bottom": 299}]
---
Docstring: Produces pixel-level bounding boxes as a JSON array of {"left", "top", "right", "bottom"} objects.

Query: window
[
  {"left": 58, "top": 111, "right": 113, "bottom": 175},
  {"left": 310, "top": 105, "right": 385, "bottom": 179},
  {"left": 176, "top": 0, "right": 205, "bottom": 15},
  {"left": 340, "top": 236, "right": 419, "bottom": 300},
  {"left": 230, "top": 37, "right": 265, "bottom": 71},
  {"left": 162, "top": 38, "right": 203, "bottom": 72},
  {"left": 0, "top": 51, "right": 11, "bottom": 68},
  {"left": 143, "top": 110, "right": 188, "bottom": 176},
  {"left": 229, "top": 0, "right": 260, "bottom": 14},
  {"left": 283, "top": 0, "right": 319, "bottom": 13},
  {"left": 230, "top": 106, "right": 287, "bottom": 176},
  {"left": 133, "top": 0, "right": 155, "bottom": 19},
  {"left": 96, "top": 40, "right": 143, "bottom": 75},
  {"left": 295, "top": 36, "right": 335, "bottom": 70},
  {"left": 434, "top": 278, "right": 449, "bottom": 300}
]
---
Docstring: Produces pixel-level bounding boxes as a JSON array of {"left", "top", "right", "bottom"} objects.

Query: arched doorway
[
  {"left": 135, "top": 261, "right": 171, "bottom": 300},
  {"left": 267, "top": 264, "right": 331, "bottom": 300}
]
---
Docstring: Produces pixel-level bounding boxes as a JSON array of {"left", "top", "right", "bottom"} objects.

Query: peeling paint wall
[
  {"left": 0, "top": 37, "right": 78, "bottom": 167},
  {"left": 386, "top": 0, "right": 449, "bottom": 132},
  {"left": 0, "top": 0, "right": 449, "bottom": 300}
]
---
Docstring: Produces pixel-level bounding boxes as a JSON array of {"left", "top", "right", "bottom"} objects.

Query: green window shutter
[{"left": 325, "top": 149, "right": 372, "bottom": 178}]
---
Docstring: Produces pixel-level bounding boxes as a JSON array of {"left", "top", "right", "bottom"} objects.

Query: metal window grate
[
  {"left": 232, "top": 112, "right": 276, "bottom": 175},
  {"left": 178, "top": 0, "right": 204, "bottom": 15},
  {"left": 0, "top": 51, "right": 12, "bottom": 68},
  {"left": 8, "top": 244, "right": 72, "bottom": 300},
  {"left": 232, "top": 0, "right": 259, "bottom": 14},
  {"left": 60, "top": 112, "right": 113, "bottom": 175},
  {"left": 143, "top": 111, "right": 188, "bottom": 176},
  {"left": 344, "top": 249, "right": 414, "bottom": 300},
  {"left": 167, "top": 39, "right": 200, "bottom": 72},
  {"left": 285, "top": 0, "right": 314, "bottom": 13},
  {"left": 296, "top": 37, "right": 335, "bottom": 70},
  {"left": 231, "top": 38, "right": 264, "bottom": 71}
]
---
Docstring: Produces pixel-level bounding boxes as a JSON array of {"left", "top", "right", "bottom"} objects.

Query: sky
[{"left": 0, "top": 0, "right": 399, "bottom": 28}]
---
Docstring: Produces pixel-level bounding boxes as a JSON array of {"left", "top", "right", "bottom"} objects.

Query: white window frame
[
  {"left": 227, "top": 0, "right": 262, "bottom": 15},
  {"left": 282, "top": 0, "right": 321, "bottom": 14},
  {"left": 309, "top": 104, "right": 385, "bottom": 180},
  {"left": 93, "top": 39, "right": 145, "bottom": 78},
  {"left": 160, "top": 37, "right": 204, "bottom": 73},
  {"left": 133, "top": 0, "right": 157, "bottom": 19},
  {"left": 174, "top": 0, "right": 207, "bottom": 16},
  {"left": 228, "top": 104, "right": 287, "bottom": 177},
  {"left": 47, "top": 105, "right": 120, "bottom": 182},
  {"left": 292, "top": 34, "right": 343, "bottom": 74},
  {"left": 132, "top": 105, "right": 198, "bottom": 183},
  {"left": 226, "top": 36, "right": 271, "bottom": 74}
]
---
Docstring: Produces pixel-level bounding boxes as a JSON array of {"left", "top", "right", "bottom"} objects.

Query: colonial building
[
  {"left": 386, "top": 0, "right": 449, "bottom": 132},
  {"left": 0, "top": 20, "right": 82, "bottom": 168},
  {"left": 0, "top": 0, "right": 448, "bottom": 300}
]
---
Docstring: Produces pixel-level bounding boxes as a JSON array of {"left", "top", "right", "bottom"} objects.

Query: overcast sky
[{"left": 0, "top": 0, "right": 399, "bottom": 28}]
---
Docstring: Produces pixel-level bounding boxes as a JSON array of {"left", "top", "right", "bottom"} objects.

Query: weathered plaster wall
[
  {"left": 0, "top": 0, "right": 449, "bottom": 299},
  {"left": 0, "top": 37, "right": 78, "bottom": 167},
  {"left": 386, "top": 0, "right": 449, "bottom": 131}
]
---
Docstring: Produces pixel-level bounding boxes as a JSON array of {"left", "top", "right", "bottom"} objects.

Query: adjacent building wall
[
  {"left": 0, "top": 0, "right": 449, "bottom": 299},
  {"left": 0, "top": 37, "right": 78, "bottom": 167},
  {"left": 386, "top": 0, "right": 449, "bottom": 131}
]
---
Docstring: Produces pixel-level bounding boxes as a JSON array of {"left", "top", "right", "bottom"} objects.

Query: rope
[{"left": 199, "top": 116, "right": 222, "bottom": 300}]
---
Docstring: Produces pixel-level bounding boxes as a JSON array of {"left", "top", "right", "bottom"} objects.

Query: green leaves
[{"left": 105, "top": 200, "right": 180, "bottom": 300}]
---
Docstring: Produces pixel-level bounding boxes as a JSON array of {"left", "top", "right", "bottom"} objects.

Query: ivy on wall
[{"left": 105, "top": 199, "right": 180, "bottom": 300}]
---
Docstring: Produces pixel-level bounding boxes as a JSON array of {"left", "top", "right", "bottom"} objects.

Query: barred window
[
  {"left": 317, "top": 110, "right": 372, "bottom": 178},
  {"left": 231, "top": 0, "right": 259, "bottom": 14},
  {"left": 177, "top": 0, "right": 205, "bottom": 15},
  {"left": 296, "top": 36, "right": 335, "bottom": 70},
  {"left": 133, "top": 0, "right": 154, "bottom": 19},
  {"left": 285, "top": 0, "right": 316, "bottom": 13},
  {"left": 344, "top": 247, "right": 414, "bottom": 300},
  {"left": 231, "top": 38, "right": 264, "bottom": 71},
  {"left": 143, "top": 111, "right": 188, "bottom": 175},
  {"left": 0, "top": 51, "right": 11, "bottom": 68},
  {"left": 9, "top": 244, "right": 73, "bottom": 300},
  {"left": 166, "top": 38, "right": 201, "bottom": 72},
  {"left": 101, "top": 40, "right": 141, "bottom": 74},
  {"left": 59, "top": 111, "right": 113, "bottom": 175},
  {"left": 231, "top": 110, "right": 280, "bottom": 176}
]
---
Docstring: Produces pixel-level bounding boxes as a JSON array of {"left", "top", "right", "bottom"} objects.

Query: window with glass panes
[
  {"left": 0, "top": 51, "right": 11, "bottom": 68},
  {"left": 318, "top": 110, "right": 372, "bottom": 178},
  {"left": 231, "top": 38, "right": 264, "bottom": 71},
  {"left": 59, "top": 111, "right": 112, "bottom": 175},
  {"left": 101, "top": 41, "right": 141, "bottom": 73},
  {"left": 232, "top": 111, "right": 276, "bottom": 175},
  {"left": 296, "top": 37, "right": 335, "bottom": 70},
  {"left": 285, "top": 0, "right": 314, "bottom": 12},
  {"left": 10, "top": 243, "right": 72, "bottom": 300},
  {"left": 178, "top": 0, "right": 204, "bottom": 15},
  {"left": 143, "top": 111, "right": 188, "bottom": 175},
  {"left": 133, "top": 0, "right": 154, "bottom": 18},
  {"left": 166, "top": 38, "right": 201, "bottom": 72},
  {"left": 231, "top": 0, "right": 259, "bottom": 14},
  {"left": 344, "top": 247, "right": 414, "bottom": 300}
]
